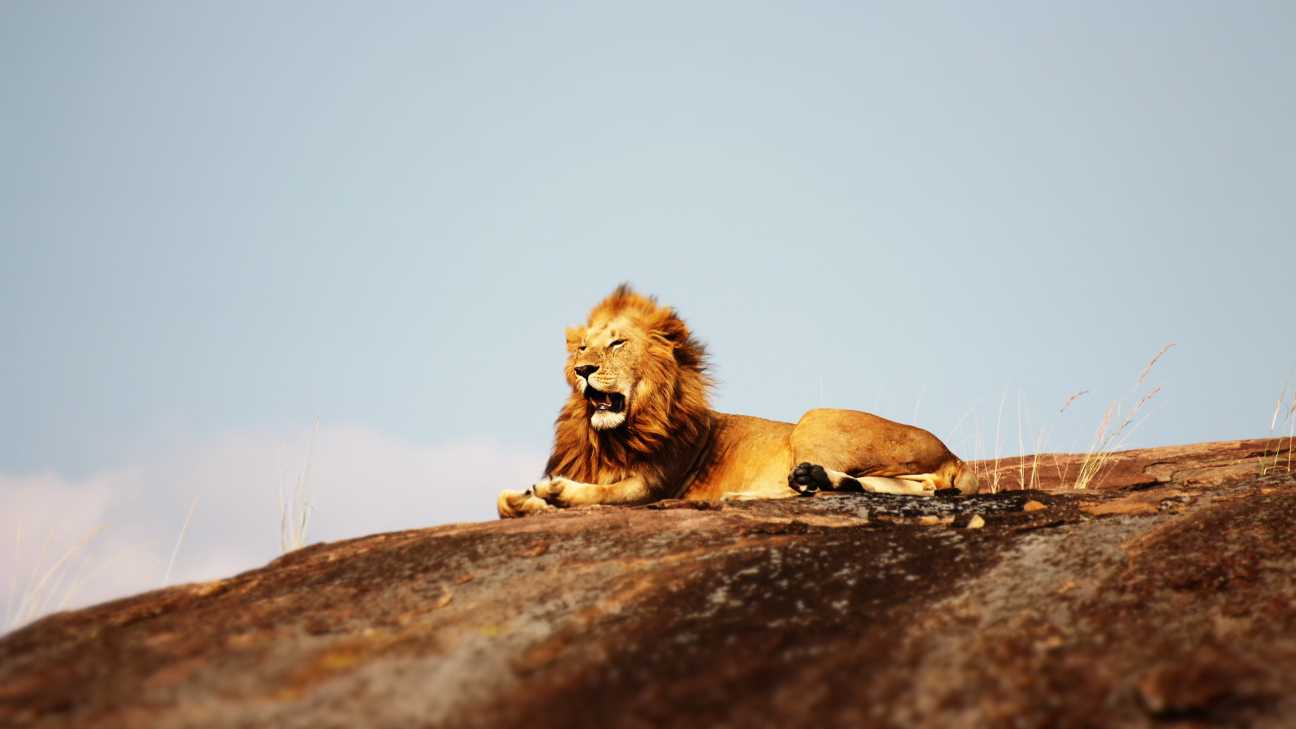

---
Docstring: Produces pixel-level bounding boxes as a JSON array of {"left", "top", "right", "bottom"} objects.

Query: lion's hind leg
[
  {"left": 788, "top": 462, "right": 936, "bottom": 496},
  {"left": 862, "top": 474, "right": 944, "bottom": 495},
  {"left": 787, "top": 409, "right": 970, "bottom": 497}
]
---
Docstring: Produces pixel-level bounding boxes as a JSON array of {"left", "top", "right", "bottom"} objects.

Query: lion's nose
[{"left": 574, "top": 365, "right": 599, "bottom": 379}]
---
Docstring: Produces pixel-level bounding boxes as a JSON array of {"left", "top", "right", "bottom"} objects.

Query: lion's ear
[
  {"left": 565, "top": 326, "right": 585, "bottom": 351},
  {"left": 649, "top": 309, "right": 690, "bottom": 346},
  {"left": 650, "top": 309, "right": 707, "bottom": 369}
]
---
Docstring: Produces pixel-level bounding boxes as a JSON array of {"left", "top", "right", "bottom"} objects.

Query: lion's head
[{"left": 545, "top": 285, "right": 712, "bottom": 482}]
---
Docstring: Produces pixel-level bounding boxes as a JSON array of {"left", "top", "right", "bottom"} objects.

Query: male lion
[{"left": 497, "top": 285, "right": 979, "bottom": 518}]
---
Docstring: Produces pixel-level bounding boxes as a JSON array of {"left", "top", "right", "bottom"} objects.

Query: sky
[{"left": 3, "top": 1, "right": 1294, "bottom": 627}]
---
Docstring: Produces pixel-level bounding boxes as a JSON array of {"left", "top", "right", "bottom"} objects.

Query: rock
[
  {"left": 519, "top": 541, "right": 549, "bottom": 557},
  {"left": 1136, "top": 647, "right": 1267, "bottom": 718},
  {"left": 1082, "top": 499, "right": 1160, "bottom": 517},
  {"left": 1022, "top": 499, "right": 1047, "bottom": 512},
  {"left": 2, "top": 439, "right": 1295, "bottom": 729}
]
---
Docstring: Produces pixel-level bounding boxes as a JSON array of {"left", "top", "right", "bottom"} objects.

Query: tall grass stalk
[
  {"left": 1049, "top": 389, "right": 1088, "bottom": 485},
  {"left": 1260, "top": 384, "right": 1296, "bottom": 476},
  {"left": 1006, "top": 388, "right": 1088, "bottom": 491},
  {"left": 279, "top": 422, "right": 318, "bottom": 554},
  {"left": 1012, "top": 391, "right": 1044, "bottom": 491},
  {"left": 1016, "top": 391, "right": 1027, "bottom": 490},
  {"left": 6, "top": 526, "right": 101, "bottom": 631},
  {"left": 1288, "top": 397, "right": 1296, "bottom": 473},
  {"left": 991, "top": 390, "right": 1007, "bottom": 493},
  {"left": 1073, "top": 344, "right": 1174, "bottom": 490},
  {"left": 163, "top": 493, "right": 199, "bottom": 587}
]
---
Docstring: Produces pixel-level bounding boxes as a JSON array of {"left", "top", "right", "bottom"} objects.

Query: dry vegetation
[
  {"left": 965, "top": 347, "right": 1296, "bottom": 493},
  {"left": 1261, "top": 381, "right": 1296, "bottom": 477},
  {"left": 278, "top": 421, "right": 317, "bottom": 554},
  {"left": 966, "top": 344, "right": 1176, "bottom": 492},
  {"left": 4, "top": 525, "right": 100, "bottom": 632},
  {"left": 1072, "top": 343, "right": 1175, "bottom": 489}
]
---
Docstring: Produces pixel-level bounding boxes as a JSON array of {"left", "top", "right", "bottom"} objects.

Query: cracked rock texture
[{"left": 2, "top": 438, "right": 1294, "bottom": 728}]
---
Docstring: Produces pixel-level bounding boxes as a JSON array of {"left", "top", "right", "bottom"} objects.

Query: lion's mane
[{"left": 543, "top": 285, "right": 713, "bottom": 495}]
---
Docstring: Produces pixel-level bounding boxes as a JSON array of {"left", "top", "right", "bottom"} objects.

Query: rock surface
[{"left": 2, "top": 438, "right": 1294, "bottom": 728}]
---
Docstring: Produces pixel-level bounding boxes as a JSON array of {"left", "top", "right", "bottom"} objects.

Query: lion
[{"left": 497, "top": 285, "right": 979, "bottom": 518}]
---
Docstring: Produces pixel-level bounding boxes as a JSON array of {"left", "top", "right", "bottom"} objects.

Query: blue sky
[{"left": 3, "top": 1, "right": 1294, "bottom": 622}]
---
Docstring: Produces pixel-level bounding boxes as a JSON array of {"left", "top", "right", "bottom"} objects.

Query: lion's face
[
  {"left": 566, "top": 315, "right": 645, "bottom": 431},
  {"left": 545, "top": 285, "right": 711, "bottom": 481}
]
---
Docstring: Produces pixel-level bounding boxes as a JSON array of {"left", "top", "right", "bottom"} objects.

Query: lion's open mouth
[{"left": 585, "top": 386, "right": 626, "bottom": 414}]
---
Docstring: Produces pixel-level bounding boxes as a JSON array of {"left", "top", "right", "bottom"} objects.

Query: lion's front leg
[
  {"left": 533, "top": 475, "right": 652, "bottom": 509},
  {"left": 531, "top": 477, "right": 600, "bottom": 508}
]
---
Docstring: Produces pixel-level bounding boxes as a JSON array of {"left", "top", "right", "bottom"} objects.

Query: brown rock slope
[{"left": 2, "top": 438, "right": 1294, "bottom": 729}]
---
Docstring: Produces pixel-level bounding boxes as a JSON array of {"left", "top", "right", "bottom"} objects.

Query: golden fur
[
  {"left": 544, "top": 285, "right": 712, "bottom": 489},
  {"left": 497, "top": 286, "right": 978, "bottom": 518}
]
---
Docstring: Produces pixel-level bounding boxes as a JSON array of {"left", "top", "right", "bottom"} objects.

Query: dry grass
[
  {"left": 991, "top": 390, "right": 1007, "bottom": 493},
  {"left": 1260, "top": 382, "right": 1296, "bottom": 477},
  {"left": 6, "top": 420, "right": 323, "bottom": 632},
  {"left": 279, "top": 422, "right": 318, "bottom": 554},
  {"left": 6, "top": 493, "right": 204, "bottom": 632},
  {"left": 955, "top": 387, "right": 1088, "bottom": 493},
  {"left": 5, "top": 524, "right": 101, "bottom": 632},
  {"left": 1012, "top": 389, "right": 1089, "bottom": 491},
  {"left": 163, "top": 493, "right": 200, "bottom": 587},
  {"left": 1073, "top": 343, "right": 1174, "bottom": 490},
  {"left": 962, "top": 343, "right": 1173, "bottom": 493}
]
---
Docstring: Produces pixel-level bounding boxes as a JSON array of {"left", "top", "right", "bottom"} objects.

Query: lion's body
[
  {"left": 680, "top": 412, "right": 795, "bottom": 501},
  {"left": 681, "top": 409, "right": 965, "bottom": 501},
  {"left": 497, "top": 286, "right": 977, "bottom": 518}
]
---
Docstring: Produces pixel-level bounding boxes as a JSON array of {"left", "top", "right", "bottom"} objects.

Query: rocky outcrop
[{"left": 2, "top": 438, "right": 1294, "bottom": 728}]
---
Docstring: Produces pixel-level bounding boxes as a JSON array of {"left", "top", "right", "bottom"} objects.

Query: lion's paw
[
  {"left": 531, "top": 478, "right": 563, "bottom": 503},
  {"left": 533, "top": 477, "right": 599, "bottom": 508},
  {"left": 497, "top": 489, "right": 553, "bottom": 519},
  {"left": 788, "top": 462, "right": 832, "bottom": 496},
  {"left": 532, "top": 478, "right": 578, "bottom": 508}
]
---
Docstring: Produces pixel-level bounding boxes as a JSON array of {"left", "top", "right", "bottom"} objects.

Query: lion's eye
[
  {"left": 609, "top": 339, "right": 626, "bottom": 349},
  {"left": 578, "top": 345, "right": 587, "bottom": 352}
]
